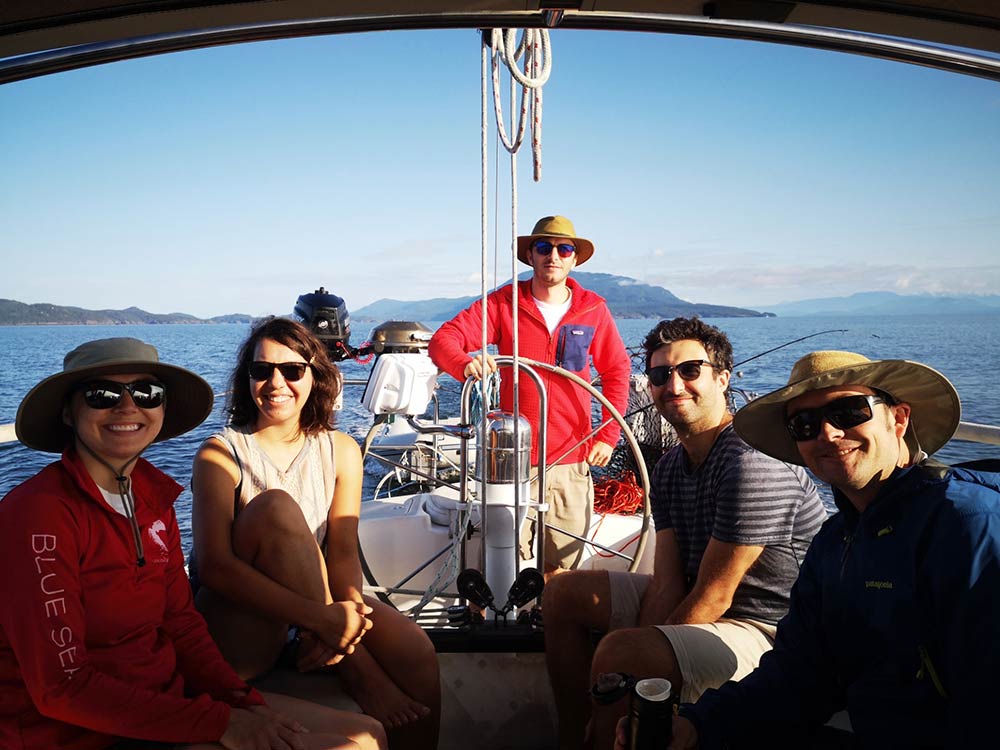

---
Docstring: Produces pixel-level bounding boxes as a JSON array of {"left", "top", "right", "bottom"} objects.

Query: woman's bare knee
[
  {"left": 238, "top": 489, "right": 310, "bottom": 530},
  {"left": 233, "top": 489, "right": 316, "bottom": 559}
]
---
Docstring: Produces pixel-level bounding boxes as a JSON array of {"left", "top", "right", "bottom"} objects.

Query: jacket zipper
[
  {"left": 839, "top": 526, "right": 857, "bottom": 579},
  {"left": 916, "top": 645, "right": 950, "bottom": 699}
]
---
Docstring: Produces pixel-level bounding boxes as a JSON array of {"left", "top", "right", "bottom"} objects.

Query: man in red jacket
[{"left": 428, "top": 215, "right": 630, "bottom": 575}]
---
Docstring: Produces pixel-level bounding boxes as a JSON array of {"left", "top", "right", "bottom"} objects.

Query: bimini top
[{"left": 2, "top": 2, "right": 999, "bottom": 84}]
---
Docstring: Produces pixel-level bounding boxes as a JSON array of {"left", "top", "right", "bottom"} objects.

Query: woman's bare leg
[
  {"left": 180, "top": 690, "right": 386, "bottom": 750},
  {"left": 196, "top": 490, "right": 331, "bottom": 680},
  {"left": 195, "top": 490, "right": 438, "bottom": 747},
  {"left": 334, "top": 598, "right": 440, "bottom": 750}
]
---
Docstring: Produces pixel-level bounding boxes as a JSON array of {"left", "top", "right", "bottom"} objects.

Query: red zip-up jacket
[
  {"left": 428, "top": 278, "right": 631, "bottom": 466},
  {"left": 0, "top": 448, "right": 264, "bottom": 750}
]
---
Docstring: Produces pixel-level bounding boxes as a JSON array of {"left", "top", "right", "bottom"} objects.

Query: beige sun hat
[
  {"left": 733, "top": 350, "right": 961, "bottom": 466},
  {"left": 15, "top": 337, "right": 214, "bottom": 453},
  {"left": 516, "top": 215, "right": 595, "bottom": 266}
]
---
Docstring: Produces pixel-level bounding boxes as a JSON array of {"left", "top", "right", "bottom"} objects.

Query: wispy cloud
[{"left": 643, "top": 263, "right": 1000, "bottom": 307}]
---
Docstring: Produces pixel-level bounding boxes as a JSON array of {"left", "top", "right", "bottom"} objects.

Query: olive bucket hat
[
  {"left": 516, "top": 215, "right": 595, "bottom": 266},
  {"left": 733, "top": 350, "right": 961, "bottom": 466},
  {"left": 15, "top": 337, "right": 214, "bottom": 453}
]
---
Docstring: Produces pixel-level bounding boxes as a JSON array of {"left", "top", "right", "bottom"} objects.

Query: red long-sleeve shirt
[
  {"left": 428, "top": 278, "right": 631, "bottom": 465},
  {"left": 0, "top": 448, "right": 263, "bottom": 749}
]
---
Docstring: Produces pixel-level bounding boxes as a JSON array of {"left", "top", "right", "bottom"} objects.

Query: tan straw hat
[
  {"left": 15, "top": 337, "right": 214, "bottom": 453},
  {"left": 733, "top": 350, "right": 961, "bottom": 466},
  {"left": 516, "top": 215, "right": 595, "bottom": 266}
]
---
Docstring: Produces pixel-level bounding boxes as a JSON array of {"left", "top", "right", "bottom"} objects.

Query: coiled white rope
[{"left": 487, "top": 28, "right": 550, "bottom": 181}]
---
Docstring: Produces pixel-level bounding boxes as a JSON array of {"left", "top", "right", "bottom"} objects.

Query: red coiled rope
[
  {"left": 351, "top": 341, "right": 374, "bottom": 365},
  {"left": 593, "top": 471, "right": 644, "bottom": 515}
]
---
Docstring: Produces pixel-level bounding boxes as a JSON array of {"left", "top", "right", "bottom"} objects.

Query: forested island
[
  {"left": 350, "top": 272, "right": 768, "bottom": 321},
  {"left": 0, "top": 300, "right": 253, "bottom": 326},
  {"left": 0, "top": 273, "right": 766, "bottom": 326}
]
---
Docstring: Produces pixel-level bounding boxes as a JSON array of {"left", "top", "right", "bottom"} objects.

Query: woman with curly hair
[{"left": 191, "top": 318, "right": 439, "bottom": 750}]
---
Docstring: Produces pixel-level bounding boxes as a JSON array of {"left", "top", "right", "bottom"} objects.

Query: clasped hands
[{"left": 296, "top": 599, "right": 374, "bottom": 672}]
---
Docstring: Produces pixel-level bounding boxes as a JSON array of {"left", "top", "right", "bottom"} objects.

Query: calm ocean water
[{"left": 1, "top": 315, "right": 997, "bottom": 556}]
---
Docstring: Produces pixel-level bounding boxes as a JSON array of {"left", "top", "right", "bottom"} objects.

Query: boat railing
[
  {"left": 3, "top": 418, "right": 1000, "bottom": 448},
  {"left": 953, "top": 422, "right": 1000, "bottom": 446}
]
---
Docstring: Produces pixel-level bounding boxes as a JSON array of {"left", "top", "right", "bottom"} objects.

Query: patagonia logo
[
  {"left": 865, "top": 580, "right": 893, "bottom": 590},
  {"left": 570, "top": 329, "right": 585, "bottom": 335}
]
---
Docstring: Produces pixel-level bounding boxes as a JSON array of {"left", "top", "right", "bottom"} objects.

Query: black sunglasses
[
  {"left": 786, "top": 394, "right": 887, "bottom": 442},
  {"left": 80, "top": 380, "right": 166, "bottom": 410},
  {"left": 248, "top": 361, "right": 312, "bottom": 382},
  {"left": 532, "top": 240, "right": 576, "bottom": 258},
  {"left": 645, "top": 360, "right": 717, "bottom": 387}
]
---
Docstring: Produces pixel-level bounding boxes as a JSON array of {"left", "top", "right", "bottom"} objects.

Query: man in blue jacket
[{"left": 639, "top": 350, "right": 1000, "bottom": 749}]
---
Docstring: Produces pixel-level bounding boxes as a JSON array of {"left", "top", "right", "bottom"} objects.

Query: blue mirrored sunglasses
[{"left": 532, "top": 240, "right": 576, "bottom": 258}]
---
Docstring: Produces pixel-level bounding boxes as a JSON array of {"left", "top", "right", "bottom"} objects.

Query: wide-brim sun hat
[
  {"left": 15, "top": 337, "right": 215, "bottom": 453},
  {"left": 733, "top": 350, "right": 961, "bottom": 466},
  {"left": 516, "top": 215, "right": 595, "bottom": 266}
]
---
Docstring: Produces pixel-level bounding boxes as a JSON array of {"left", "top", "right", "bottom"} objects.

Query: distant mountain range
[
  {"left": 0, "top": 299, "right": 253, "bottom": 326},
  {"left": 351, "top": 272, "right": 767, "bottom": 321},
  {"left": 762, "top": 291, "right": 1000, "bottom": 317},
  {"left": 4, "top": 285, "right": 999, "bottom": 327}
]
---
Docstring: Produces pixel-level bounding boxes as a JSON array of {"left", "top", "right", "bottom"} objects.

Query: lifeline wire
[{"left": 483, "top": 28, "right": 552, "bottom": 571}]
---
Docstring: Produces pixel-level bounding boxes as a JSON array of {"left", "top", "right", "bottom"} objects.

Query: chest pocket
[{"left": 556, "top": 325, "right": 596, "bottom": 372}]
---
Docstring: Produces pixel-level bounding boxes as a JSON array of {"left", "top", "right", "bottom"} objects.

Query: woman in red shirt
[{"left": 0, "top": 337, "right": 384, "bottom": 750}]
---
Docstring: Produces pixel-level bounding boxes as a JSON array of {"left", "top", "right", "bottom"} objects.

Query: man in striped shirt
[{"left": 544, "top": 317, "right": 826, "bottom": 750}]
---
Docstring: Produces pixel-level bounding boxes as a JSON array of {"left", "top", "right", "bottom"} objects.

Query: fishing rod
[
  {"left": 733, "top": 329, "right": 848, "bottom": 370},
  {"left": 612, "top": 328, "right": 850, "bottom": 423}
]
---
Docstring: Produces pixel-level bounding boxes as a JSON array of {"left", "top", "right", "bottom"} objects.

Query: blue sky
[{"left": 2, "top": 29, "right": 998, "bottom": 318}]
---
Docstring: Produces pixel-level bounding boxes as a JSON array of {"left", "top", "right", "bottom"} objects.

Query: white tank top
[{"left": 215, "top": 425, "right": 337, "bottom": 546}]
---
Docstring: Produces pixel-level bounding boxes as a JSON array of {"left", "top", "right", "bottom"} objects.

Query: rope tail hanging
[
  {"left": 411, "top": 30, "right": 556, "bottom": 615},
  {"left": 479, "top": 28, "right": 553, "bottom": 568}
]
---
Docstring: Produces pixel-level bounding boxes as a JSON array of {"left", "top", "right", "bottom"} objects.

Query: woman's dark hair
[
  {"left": 228, "top": 317, "right": 341, "bottom": 434},
  {"left": 642, "top": 317, "right": 735, "bottom": 373}
]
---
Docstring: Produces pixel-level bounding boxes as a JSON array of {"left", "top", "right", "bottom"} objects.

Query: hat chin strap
[
  {"left": 902, "top": 423, "right": 924, "bottom": 466},
  {"left": 73, "top": 430, "right": 153, "bottom": 567}
]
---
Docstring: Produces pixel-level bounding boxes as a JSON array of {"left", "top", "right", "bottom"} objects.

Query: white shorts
[{"left": 607, "top": 570, "right": 777, "bottom": 703}]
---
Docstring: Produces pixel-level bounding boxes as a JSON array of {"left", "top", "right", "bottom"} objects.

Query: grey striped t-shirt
[{"left": 650, "top": 424, "right": 826, "bottom": 625}]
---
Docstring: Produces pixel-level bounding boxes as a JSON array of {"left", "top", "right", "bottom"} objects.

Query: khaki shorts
[
  {"left": 607, "top": 570, "right": 777, "bottom": 703},
  {"left": 518, "top": 461, "right": 593, "bottom": 570}
]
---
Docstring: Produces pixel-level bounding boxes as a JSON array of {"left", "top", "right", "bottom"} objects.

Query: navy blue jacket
[{"left": 682, "top": 461, "right": 1000, "bottom": 749}]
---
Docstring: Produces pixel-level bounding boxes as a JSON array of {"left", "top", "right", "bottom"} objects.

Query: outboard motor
[
  {"left": 294, "top": 287, "right": 355, "bottom": 361},
  {"left": 478, "top": 410, "right": 532, "bottom": 604}
]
